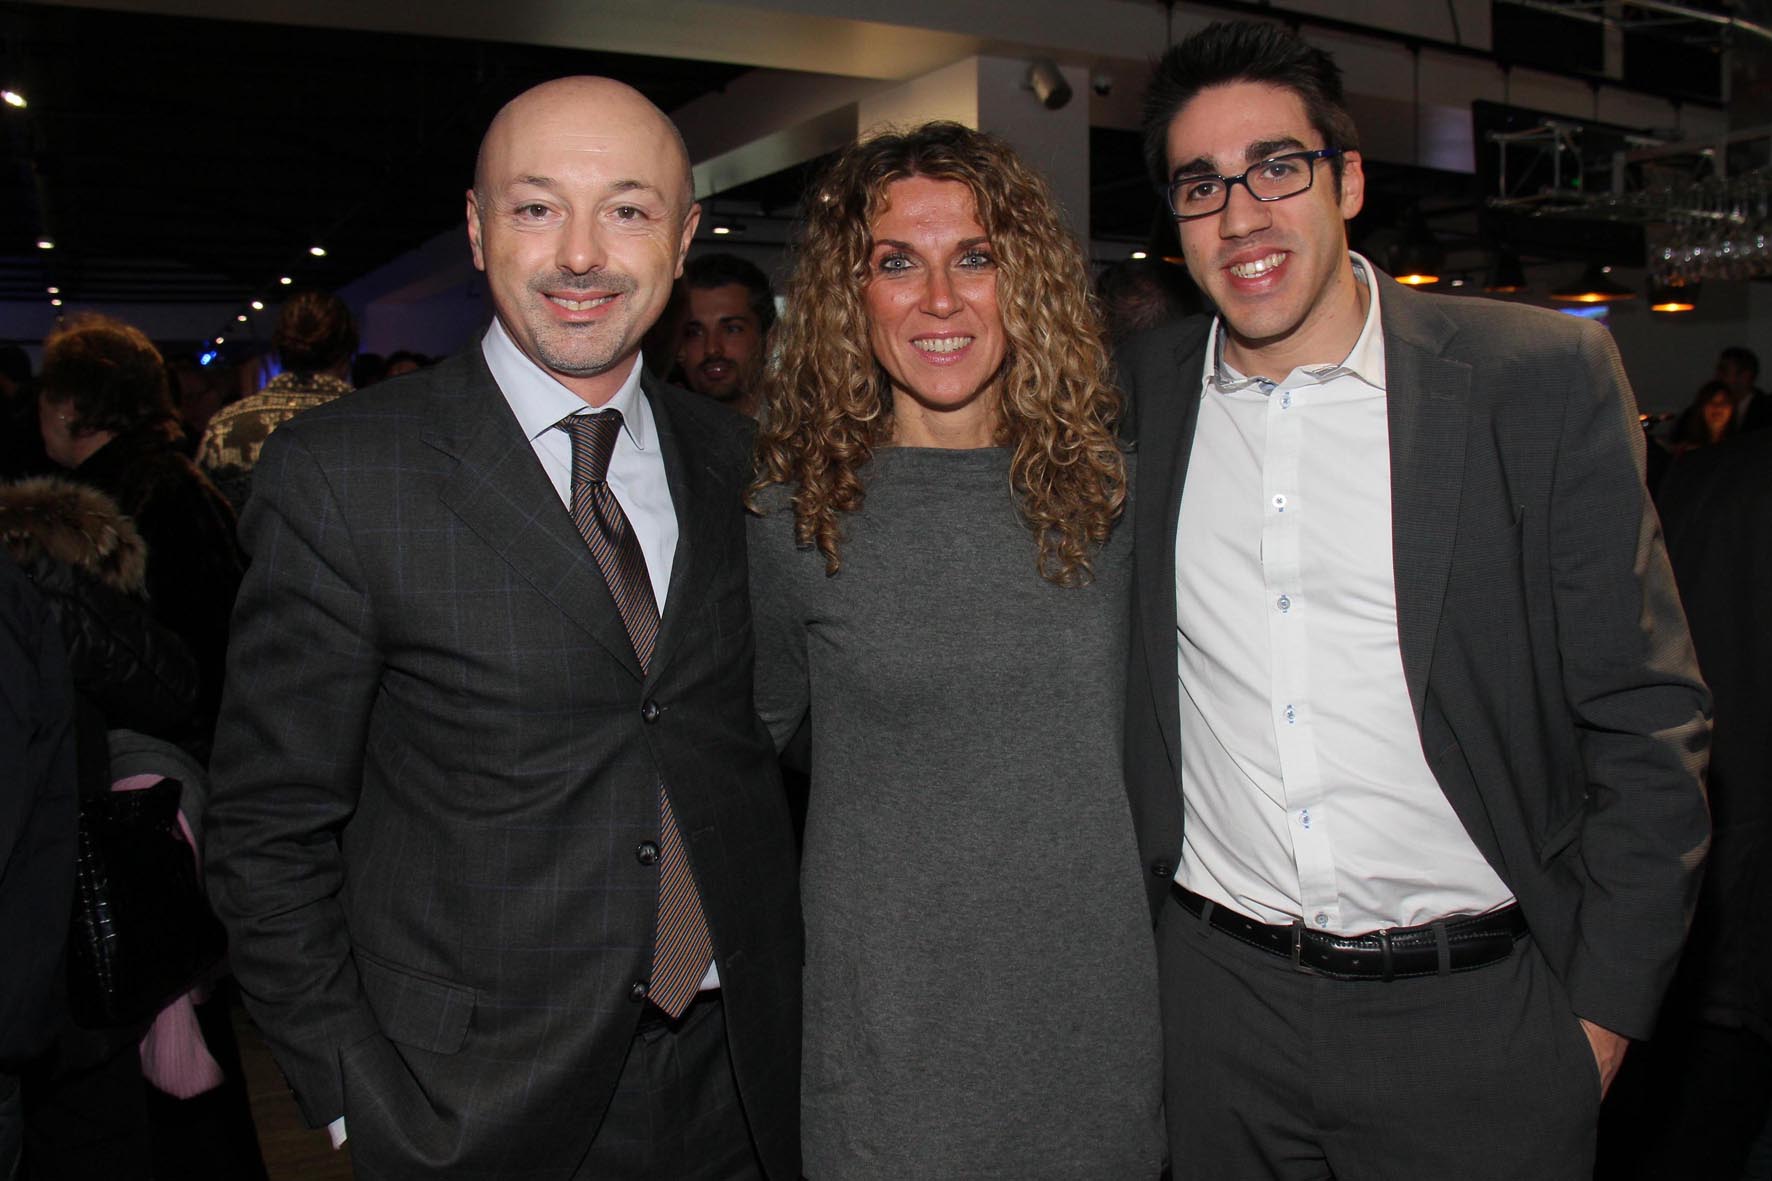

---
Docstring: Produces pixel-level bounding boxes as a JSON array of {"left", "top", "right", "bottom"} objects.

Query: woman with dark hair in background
[
  {"left": 748, "top": 122, "right": 1163, "bottom": 1177},
  {"left": 37, "top": 313, "right": 244, "bottom": 756},
  {"left": 1671, "top": 378, "right": 1737, "bottom": 460},
  {"left": 196, "top": 290, "right": 358, "bottom": 512}
]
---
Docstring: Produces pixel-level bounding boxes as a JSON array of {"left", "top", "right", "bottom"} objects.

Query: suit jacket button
[
  {"left": 1151, "top": 861, "right": 1174, "bottom": 878},
  {"left": 630, "top": 980, "right": 649, "bottom": 1003},
  {"left": 641, "top": 699, "right": 661, "bottom": 724},
  {"left": 636, "top": 841, "right": 659, "bottom": 866}
]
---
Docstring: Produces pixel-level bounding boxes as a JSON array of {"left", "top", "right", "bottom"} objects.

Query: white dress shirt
[{"left": 1173, "top": 254, "right": 1514, "bottom": 936}]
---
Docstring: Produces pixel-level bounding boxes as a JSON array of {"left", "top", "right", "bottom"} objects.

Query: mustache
[{"left": 530, "top": 273, "right": 638, "bottom": 296}]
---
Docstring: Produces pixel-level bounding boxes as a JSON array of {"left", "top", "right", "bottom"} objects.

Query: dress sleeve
[
  {"left": 203, "top": 426, "right": 385, "bottom": 1127},
  {"left": 746, "top": 500, "right": 810, "bottom": 754},
  {"left": 1548, "top": 319, "right": 1711, "bottom": 1040}
]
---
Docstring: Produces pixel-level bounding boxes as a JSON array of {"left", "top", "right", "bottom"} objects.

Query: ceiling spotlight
[
  {"left": 309, "top": 245, "right": 327, "bottom": 257},
  {"left": 1130, "top": 250, "right": 1148, "bottom": 260},
  {"left": 708, "top": 218, "right": 746, "bottom": 237},
  {"left": 1025, "top": 58, "right": 1072, "bottom": 111},
  {"left": 215, "top": 336, "right": 225, "bottom": 345},
  {"left": 236, "top": 313, "right": 248, "bottom": 322},
  {"left": 1550, "top": 262, "right": 1635, "bottom": 304},
  {"left": 279, "top": 275, "right": 293, "bottom": 285},
  {"left": 36, "top": 237, "right": 53, "bottom": 251},
  {"left": 1648, "top": 279, "right": 1698, "bottom": 313},
  {"left": 2, "top": 89, "right": 25, "bottom": 109},
  {"left": 1483, "top": 250, "right": 1527, "bottom": 294},
  {"left": 46, "top": 285, "right": 58, "bottom": 295},
  {"left": 251, "top": 300, "right": 265, "bottom": 310},
  {"left": 1387, "top": 206, "right": 1443, "bottom": 286},
  {"left": 49, "top": 298, "right": 62, "bottom": 307}
]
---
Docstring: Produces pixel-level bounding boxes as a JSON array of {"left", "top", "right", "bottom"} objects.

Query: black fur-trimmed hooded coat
[{"left": 0, "top": 476, "right": 198, "bottom": 743}]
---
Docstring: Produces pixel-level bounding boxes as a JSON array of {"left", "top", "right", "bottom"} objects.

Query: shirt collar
[
  {"left": 1204, "top": 251, "right": 1387, "bottom": 396},
  {"left": 480, "top": 317, "right": 654, "bottom": 451}
]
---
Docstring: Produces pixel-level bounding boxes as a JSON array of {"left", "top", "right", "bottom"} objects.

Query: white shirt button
[
  {"left": 1272, "top": 494, "right": 1288, "bottom": 511},
  {"left": 1277, "top": 594, "right": 1291, "bottom": 613},
  {"left": 1315, "top": 912, "right": 1330, "bottom": 927}
]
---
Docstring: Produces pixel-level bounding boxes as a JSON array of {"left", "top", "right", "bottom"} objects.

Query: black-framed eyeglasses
[{"left": 1163, "top": 148, "right": 1344, "bottom": 220}]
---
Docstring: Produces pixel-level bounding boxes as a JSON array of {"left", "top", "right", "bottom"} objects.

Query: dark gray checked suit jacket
[
  {"left": 1119, "top": 268, "right": 1711, "bottom": 1041},
  {"left": 206, "top": 347, "right": 801, "bottom": 1179}
]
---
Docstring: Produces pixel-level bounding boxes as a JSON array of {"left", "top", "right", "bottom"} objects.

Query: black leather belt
[{"left": 1172, "top": 884, "right": 1528, "bottom": 981}]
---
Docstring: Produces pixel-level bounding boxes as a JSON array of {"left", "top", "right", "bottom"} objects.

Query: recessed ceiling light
[
  {"left": 36, "top": 238, "right": 53, "bottom": 250},
  {"left": 215, "top": 336, "right": 225, "bottom": 345},
  {"left": 309, "top": 245, "right": 327, "bottom": 257},
  {"left": 1130, "top": 250, "right": 1148, "bottom": 260},
  {"left": 46, "top": 285, "right": 58, "bottom": 295},
  {"left": 251, "top": 300, "right": 265, "bottom": 310},
  {"left": 279, "top": 276, "right": 293, "bottom": 285},
  {"left": 49, "top": 297, "right": 62, "bottom": 307},
  {"left": 236, "top": 313, "right": 248, "bottom": 322},
  {"left": 2, "top": 89, "right": 25, "bottom": 109}
]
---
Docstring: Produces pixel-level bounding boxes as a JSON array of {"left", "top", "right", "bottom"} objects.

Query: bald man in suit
[{"left": 206, "top": 78, "right": 800, "bottom": 1180}]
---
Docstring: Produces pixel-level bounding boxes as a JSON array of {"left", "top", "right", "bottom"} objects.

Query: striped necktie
[{"left": 556, "top": 410, "right": 713, "bottom": 1019}]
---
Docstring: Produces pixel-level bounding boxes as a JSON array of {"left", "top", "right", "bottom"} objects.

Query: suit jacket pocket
[{"left": 355, "top": 947, "right": 476, "bottom": 1054}]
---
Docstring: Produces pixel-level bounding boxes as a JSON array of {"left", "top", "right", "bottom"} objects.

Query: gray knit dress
[{"left": 748, "top": 446, "right": 1164, "bottom": 1180}]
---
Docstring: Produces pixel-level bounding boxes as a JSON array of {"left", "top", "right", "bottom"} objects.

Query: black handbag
[{"left": 67, "top": 776, "right": 227, "bottom": 1029}]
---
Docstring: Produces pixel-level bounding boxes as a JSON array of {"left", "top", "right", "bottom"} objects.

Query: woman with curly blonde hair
[{"left": 748, "top": 121, "right": 1163, "bottom": 1178}]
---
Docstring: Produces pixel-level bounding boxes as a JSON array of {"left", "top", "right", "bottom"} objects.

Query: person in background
[
  {"left": 1668, "top": 379, "right": 1737, "bottom": 462},
  {"left": 1598, "top": 427, "right": 1772, "bottom": 1179},
  {"left": 167, "top": 357, "right": 233, "bottom": 455},
  {"left": 197, "top": 290, "right": 358, "bottom": 512},
  {"left": 37, "top": 314, "right": 245, "bottom": 756},
  {"left": 0, "top": 549, "right": 76, "bottom": 1181},
  {"left": 676, "top": 253, "right": 776, "bottom": 419},
  {"left": 350, "top": 351, "right": 387, "bottom": 389},
  {"left": 749, "top": 121, "right": 1163, "bottom": 1178},
  {"left": 2, "top": 474, "right": 264, "bottom": 1181},
  {"left": 381, "top": 349, "right": 430, "bottom": 378},
  {"left": 0, "top": 344, "right": 52, "bottom": 480},
  {"left": 1096, "top": 256, "right": 1199, "bottom": 344},
  {"left": 1122, "top": 21, "right": 1709, "bottom": 1179},
  {"left": 1715, "top": 346, "right": 1768, "bottom": 434}
]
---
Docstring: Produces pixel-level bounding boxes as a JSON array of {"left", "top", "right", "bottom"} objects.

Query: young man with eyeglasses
[{"left": 1117, "top": 21, "right": 1711, "bottom": 1179}]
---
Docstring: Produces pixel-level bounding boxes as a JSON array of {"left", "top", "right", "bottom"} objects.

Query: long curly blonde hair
[{"left": 749, "top": 121, "right": 1126, "bottom": 587}]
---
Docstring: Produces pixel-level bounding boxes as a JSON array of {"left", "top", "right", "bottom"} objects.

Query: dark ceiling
[
  {"left": 0, "top": 2, "right": 750, "bottom": 306},
  {"left": 0, "top": 0, "right": 1750, "bottom": 315}
]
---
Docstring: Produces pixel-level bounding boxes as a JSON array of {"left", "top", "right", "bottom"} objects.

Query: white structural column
[{"left": 857, "top": 56, "right": 1091, "bottom": 241}]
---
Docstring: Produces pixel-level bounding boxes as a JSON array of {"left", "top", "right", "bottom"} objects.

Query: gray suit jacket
[
  {"left": 206, "top": 348, "right": 801, "bottom": 1179},
  {"left": 1121, "top": 269, "right": 1710, "bottom": 1040}
]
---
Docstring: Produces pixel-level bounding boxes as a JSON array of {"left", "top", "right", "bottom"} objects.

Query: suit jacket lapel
[
  {"left": 428, "top": 349, "right": 644, "bottom": 679},
  {"left": 1134, "top": 318, "right": 1210, "bottom": 778},
  {"left": 1382, "top": 275, "right": 1472, "bottom": 723},
  {"left": 646, "top": 374, "right": 723, "bottom": 679}
]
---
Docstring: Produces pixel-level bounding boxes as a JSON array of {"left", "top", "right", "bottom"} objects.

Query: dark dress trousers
[
  {"left": 205, "top": 348, "right": 801, "bottom": 1179},
  {"left": 1120, "top": 269, "right": 1711, "bottom": 1044}
]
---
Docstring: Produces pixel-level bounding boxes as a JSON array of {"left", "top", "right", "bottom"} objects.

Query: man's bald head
[
  {"left": 473, "top": 76, "right": 695, "bottom": 215},
  {"left": 465, "top": 74, "right": 703, "bottom": 406}
]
